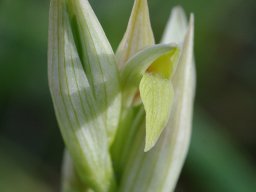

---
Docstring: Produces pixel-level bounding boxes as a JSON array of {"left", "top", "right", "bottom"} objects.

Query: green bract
[{"left": 48, "top": 0, "right": 195, "bottom": 192}]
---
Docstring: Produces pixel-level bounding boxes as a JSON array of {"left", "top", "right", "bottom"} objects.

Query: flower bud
[{"left": 48, "top": 0, "right": 121, "bottom": 191}]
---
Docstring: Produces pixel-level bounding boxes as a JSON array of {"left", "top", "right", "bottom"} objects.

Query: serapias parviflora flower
[{"left": 48, "top": 0, "right": 195, "bottom": 191}]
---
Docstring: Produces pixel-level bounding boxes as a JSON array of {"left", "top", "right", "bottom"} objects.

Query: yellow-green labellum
[
  {"left": 121, "top": 44, "right": 179, "bottom": 107},
  {"left": 140, "top": 74, "right": 174, "bottom": 151}
]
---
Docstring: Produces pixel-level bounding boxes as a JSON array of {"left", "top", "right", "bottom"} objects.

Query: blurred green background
[{"left": 0, "top": 0, "right": 256, "bottom": 191}]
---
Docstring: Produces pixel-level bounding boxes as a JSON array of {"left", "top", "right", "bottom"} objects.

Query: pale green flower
[
  {"left": 48, "top": 0, "right": 195, "bottom": 192},
  {"left": 118, "top": 7, "right": 195, "bottom": 192}
]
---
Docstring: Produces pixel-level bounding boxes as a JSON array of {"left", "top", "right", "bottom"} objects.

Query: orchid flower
[{"left": 48, "top": 0, "right": 196, "bottom": 192}]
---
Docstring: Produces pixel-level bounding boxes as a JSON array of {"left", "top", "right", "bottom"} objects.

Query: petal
[
  {"left": 147, "top": 47, "right": 180, "bottom": 79},
  {"left": 111, "top": 44, "right": 179, "bottom": 177},
  {"left": 121, "top": 44, "right": 179, "bottom": 107},
  {"left": 116, "top": 0, "right": 155, "bottom": 68},
  {"left": 68, "top": 0, "right": 121, "bottom": 145},
  {"left": 121, "top": 44, "right": 179, "bottom": 151},
  {"left": 139, "top": 74, "right": 174, "bottom": 151},
  {"left": 161, "top": 6, "right": 188, "bottom": 44}
]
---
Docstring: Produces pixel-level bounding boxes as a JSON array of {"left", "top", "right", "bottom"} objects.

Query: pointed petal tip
[
  {"left": 172, "top": 5, "right": 186, "bottom": 15},
  {"left": 189, "top": 13, "right": 195, "bottom": 27},
  {"left": 185, "top": 13, "right": 195, "bottom": 43},
  {"left": 161, "top": 5, "right": 188, "bottom": 44}
]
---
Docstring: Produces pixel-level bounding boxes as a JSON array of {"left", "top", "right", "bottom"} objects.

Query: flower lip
[{"left": 146, "top": 47, "right": 180, "bottom": 79}]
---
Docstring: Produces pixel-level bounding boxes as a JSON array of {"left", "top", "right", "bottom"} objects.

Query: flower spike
[{"left": 48, "top": 1, "right": 196, "bottom": 191}]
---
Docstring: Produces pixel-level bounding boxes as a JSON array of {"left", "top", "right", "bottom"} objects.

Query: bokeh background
[{"left": 0, "top": 0, "right": 256, "bottom": 191}]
